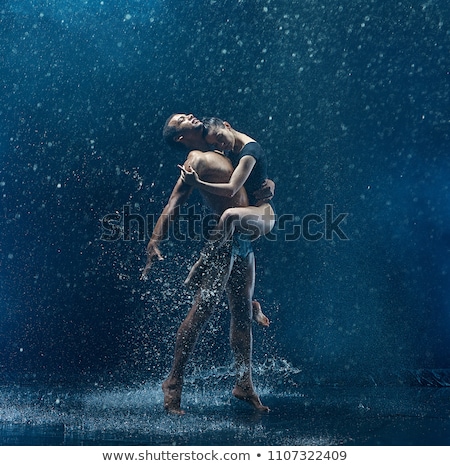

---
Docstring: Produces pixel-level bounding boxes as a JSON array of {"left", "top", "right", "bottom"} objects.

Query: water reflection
[{"left": 1, "top": 382, "right": 449, "bottom": 446}]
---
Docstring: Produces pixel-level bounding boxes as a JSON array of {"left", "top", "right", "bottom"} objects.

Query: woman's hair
[
  {"left": 201, "top": 116, "right": 226, "bottom": 136},
  {"left": 162, "top": 113, "right": 186, "bottom": 151}
]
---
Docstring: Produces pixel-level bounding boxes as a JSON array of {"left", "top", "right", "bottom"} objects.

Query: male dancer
[{"left": 142, "top": 114, "right": 273, "bottom": 414}]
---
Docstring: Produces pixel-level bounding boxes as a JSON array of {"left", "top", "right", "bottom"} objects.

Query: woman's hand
[{"left": 178, "top": 164, "right": 200, "bottom": 186}]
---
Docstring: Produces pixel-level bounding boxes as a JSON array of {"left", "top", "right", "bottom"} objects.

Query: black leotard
[{"left": 228, "top": 141, "right": 270, "bottom": 207}]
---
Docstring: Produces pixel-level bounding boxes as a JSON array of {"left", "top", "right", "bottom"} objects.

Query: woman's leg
[{"left": 211, "top": 203, "right": 275, "bottom": 246}]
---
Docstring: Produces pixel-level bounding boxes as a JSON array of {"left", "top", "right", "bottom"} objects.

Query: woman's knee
[{"left": 220, "top": 208, "right": 240, "bottom": 226}]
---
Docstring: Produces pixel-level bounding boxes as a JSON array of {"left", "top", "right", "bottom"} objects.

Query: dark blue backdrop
[{"left": 0, "top": 0, "right": 449, "bottom": 386}]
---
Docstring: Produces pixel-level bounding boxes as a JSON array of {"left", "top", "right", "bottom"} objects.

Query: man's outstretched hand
[{"left": 140, "top": 242, "right": 164, "bottom": 280}]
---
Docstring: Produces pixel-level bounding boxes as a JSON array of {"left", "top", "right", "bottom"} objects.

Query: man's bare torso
[{"left": 184, "top": 150, "right": 248, "bottom": 215}]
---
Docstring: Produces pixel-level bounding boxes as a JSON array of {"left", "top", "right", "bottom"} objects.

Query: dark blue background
[{"left": 1, "top": 0, "right": 449, "bottom": 386}]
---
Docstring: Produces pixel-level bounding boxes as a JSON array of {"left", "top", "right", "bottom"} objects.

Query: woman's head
[{"left": 202, "top": 117, "right": 235, "bottom": 152}]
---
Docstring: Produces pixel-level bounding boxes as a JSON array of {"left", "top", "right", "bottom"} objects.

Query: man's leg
[
  {"left": 163, "top": 242, "right": 233, "bottom": 414},
  {"left": 226, "top": 252, "right": 269, "bottom": 412},
  {"left": 186, "top": 240, "right": 270, "bottom": 327}
]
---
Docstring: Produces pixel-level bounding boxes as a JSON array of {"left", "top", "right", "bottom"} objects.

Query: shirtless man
[{"left": 141, "top": 113, "right": 272, "bottom": 414}]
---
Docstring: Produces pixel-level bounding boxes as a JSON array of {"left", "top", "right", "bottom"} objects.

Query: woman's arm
[{"left": 179, "top": 155, "right": 256, "bottom": 198}]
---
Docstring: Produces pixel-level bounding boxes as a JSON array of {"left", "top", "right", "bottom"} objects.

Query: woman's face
[{"left": 205, "top": 125, "right": 234, "bottom": 151}]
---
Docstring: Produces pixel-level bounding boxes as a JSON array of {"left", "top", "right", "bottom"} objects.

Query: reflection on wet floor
[{"left": 1, "top": 384, "right": 449, "bottom": 446}]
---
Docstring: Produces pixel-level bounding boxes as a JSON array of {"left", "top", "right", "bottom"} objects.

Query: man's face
[{"left": 169, "top": 113, "right": 203, "bottom": 135}]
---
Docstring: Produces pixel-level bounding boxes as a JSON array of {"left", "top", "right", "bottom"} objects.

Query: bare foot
[
  {"left": 232, "top": 386, "right": 270, "bottom": 412},
  {"left": 252, "top": 300, "right": 270, "bottom": 327},
  {"left": 162, "top": 379, "right": 185, "bottom": 415}
]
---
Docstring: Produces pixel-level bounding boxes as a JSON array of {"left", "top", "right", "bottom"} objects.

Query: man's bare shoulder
[
  {"left": 184, "top": 150, "right": 233, "bottom": 182},
  {"left": 186, "top": 149, "right": 217, "bottom": 161},
  {"left": 185, "top": 150, "right": 228, "bottom": 170}
]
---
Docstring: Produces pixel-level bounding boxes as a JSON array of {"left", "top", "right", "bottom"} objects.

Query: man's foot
[
  {"left": 162, "top": 379, "right": 185, "bottom": 415},
  {"left": 252, "top": 300, "right": 270, "bottom": 327},
  {"left": 232, "top": 386, "right": 270, "bottom": 412}
]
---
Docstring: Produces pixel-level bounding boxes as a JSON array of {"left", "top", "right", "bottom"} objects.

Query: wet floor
[{"left": 1, "top": 383, "right": 449, "bottom": 446}]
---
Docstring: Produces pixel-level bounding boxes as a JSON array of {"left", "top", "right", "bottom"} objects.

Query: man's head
[{"left": 163, "top": 113, "right": 204, "bottom": 151}]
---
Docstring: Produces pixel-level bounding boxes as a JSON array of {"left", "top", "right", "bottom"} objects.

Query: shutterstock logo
[
  {"left": 100, "top": 204, "right": 349, "bottom": 242},
  {"left": 270, "top": 204, "right": 349, "bottom": 241}
]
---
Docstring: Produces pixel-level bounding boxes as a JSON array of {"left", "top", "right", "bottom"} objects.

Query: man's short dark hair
[{"left": 162, "top": 113, "right": 186, "bottom": 151}]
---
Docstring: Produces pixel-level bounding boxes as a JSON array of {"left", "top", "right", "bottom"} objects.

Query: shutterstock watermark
[{"left": 100, "top": 204, "right": 349, "bottom": 243}]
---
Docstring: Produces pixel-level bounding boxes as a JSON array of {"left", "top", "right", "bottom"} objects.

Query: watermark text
[{"left": 100, "top": 204, "right": 349, "bottom": 242}]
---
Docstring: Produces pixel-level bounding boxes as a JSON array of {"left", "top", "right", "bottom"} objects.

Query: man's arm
[{"left": 141, "top": 176, "right": 193, "bottom": 278}]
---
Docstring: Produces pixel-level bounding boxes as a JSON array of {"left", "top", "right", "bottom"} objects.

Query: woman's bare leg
[{"left": 210, "top": 203, "right": 275, "bottom": 247}]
